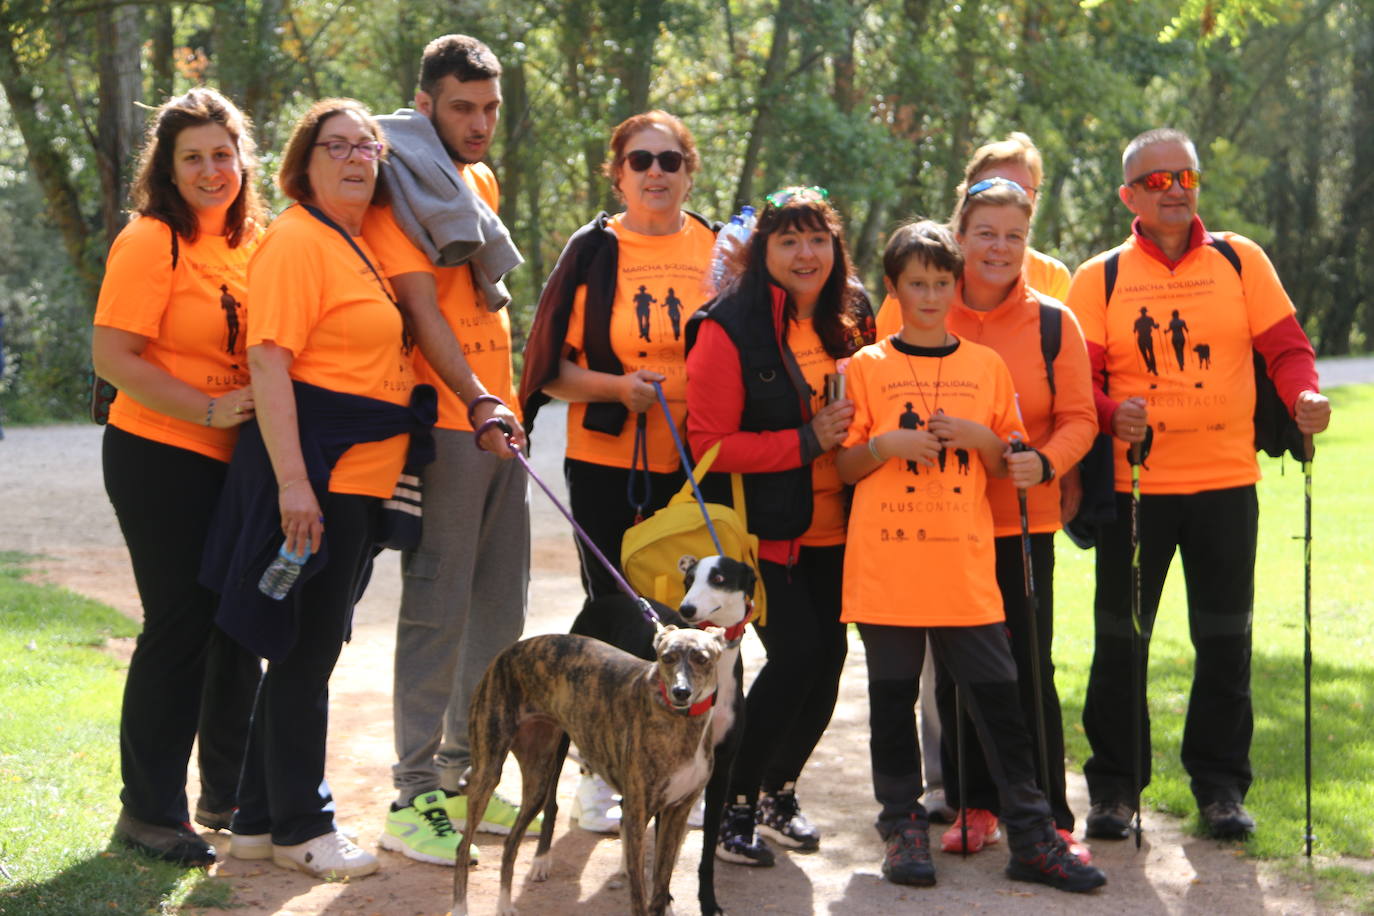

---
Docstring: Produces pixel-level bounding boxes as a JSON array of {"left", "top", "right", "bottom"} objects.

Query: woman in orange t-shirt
[
  {"left": 686, "top": 189, "right": 873, "bottom": 864},
  {"left": 230, "top": 99, "right": 414, "bottom": 879},
  {"left": 932, "top": 179, "right": 1098, "bottom": 860},
  {"left": 93, "top": 88, "right": 264, "bottom": 867}
]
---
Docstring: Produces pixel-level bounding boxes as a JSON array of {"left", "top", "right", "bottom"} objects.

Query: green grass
[
  {"left": 1053, "top": 384, "right": 1374, "bottom": 865},
  {"left": 0, "top": 552, "right": 233, "bottom": 914}
]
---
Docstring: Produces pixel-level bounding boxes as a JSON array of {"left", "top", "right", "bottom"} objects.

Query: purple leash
[{"left": 474, "top": 416, "right": 662, "bottom": 628}]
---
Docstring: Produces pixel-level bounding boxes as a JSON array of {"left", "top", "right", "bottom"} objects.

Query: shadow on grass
[{"left": 0, "top": 843, "right": 231, "bottom": 915}]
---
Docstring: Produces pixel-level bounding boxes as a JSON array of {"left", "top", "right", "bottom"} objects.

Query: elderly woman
[
  {"left": 519, "top": 110, "right": 718, "bottom": 832},
  {"left": 213, "top": 98, "right": 427, "bottom": 879},
  {"left": 926, "top": 179, "right": 1098, "bottom": 861},
  {"left": 93, "top": 87, "right": 263, "bottom": 867},
  {"left": 686, "top": 187, "right": 873, "bottom": 865}
]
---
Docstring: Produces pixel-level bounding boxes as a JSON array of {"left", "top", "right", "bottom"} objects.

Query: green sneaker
[
  {"left": 447, "top": 790, "right": 541, "bottom": 836},
  {"left": 378, "top": 790, "right": 477, "bottom": 866}
]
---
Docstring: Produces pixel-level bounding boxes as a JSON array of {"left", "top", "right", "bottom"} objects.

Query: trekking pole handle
[{"left": 1303, "top": 434, "right": 1315, "bottom": 463}]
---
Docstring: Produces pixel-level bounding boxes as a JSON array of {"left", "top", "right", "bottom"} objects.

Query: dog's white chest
[
  {"left": 664, "top": 729, "right": 713, "bottom": 805},
  {"left": 711, "top": 649, "right": 740, "bottom": 743}
]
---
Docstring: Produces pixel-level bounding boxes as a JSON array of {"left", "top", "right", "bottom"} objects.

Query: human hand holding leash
[
  {"left": 809, "top": 398, "right": 854, "bottom": 451},
  {"left": 469, "top": 395, "right": 525, "bottom": 458},
  {"left": 620, "top": 368, "right": 666, "bottom": 413}
]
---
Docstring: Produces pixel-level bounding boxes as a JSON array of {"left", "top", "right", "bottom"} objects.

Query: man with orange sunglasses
[{"left": 1064, "top": 128, "right": 1330, "bottom": 843}]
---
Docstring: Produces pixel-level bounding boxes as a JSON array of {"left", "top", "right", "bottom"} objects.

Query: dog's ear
[
  {"left": 741, "top": 564, "right": 758, "bottom": 598},
  {"left": 653, "top": 624, "right": 679, "bottom": 653},
  {"left": 701, "top": 625, "right": 726, "bottom": 647},
  {"left": 678, "top": 555, "right": 698, "bottom": 575}
]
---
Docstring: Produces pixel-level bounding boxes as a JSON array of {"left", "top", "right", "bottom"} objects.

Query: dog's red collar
[
  {"left": 694, "top": 600, "right": 752, "bottom": 647},
  {"left": 658, "top": 680, "right": 717, "bottom": 717}
]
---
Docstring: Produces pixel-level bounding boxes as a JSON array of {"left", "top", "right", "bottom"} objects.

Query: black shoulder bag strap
[{"left": 302, "top": 203, "right": 412, "bottom": 352}]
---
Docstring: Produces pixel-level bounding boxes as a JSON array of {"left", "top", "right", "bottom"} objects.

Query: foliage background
[{"left": 1, "top": 0, "right": 1371, "bottom": 421}]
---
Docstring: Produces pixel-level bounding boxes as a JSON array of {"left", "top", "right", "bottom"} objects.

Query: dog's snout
[
  {"left": 671, "top": 684, "right": 693, "bottom": 703},
  {"left": 679, "top": 603, "right": 697, "bottom": 620}
]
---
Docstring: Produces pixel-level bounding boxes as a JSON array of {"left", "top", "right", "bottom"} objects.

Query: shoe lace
[{"left": 419, "top": 806, "right": 457, "bottom": 838}]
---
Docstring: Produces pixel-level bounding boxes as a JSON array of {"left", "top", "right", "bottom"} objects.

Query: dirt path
[{"left": 0, "top": 407, "right": 1335, "bottom": 915}]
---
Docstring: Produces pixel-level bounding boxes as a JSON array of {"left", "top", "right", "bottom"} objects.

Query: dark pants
[
  {"left": 103, "top": 425, "right": 260, "bottom": 827},
  {"left": 232, "top": 492, "right": 380, "bottom": 845},
  {"left": 729, "top": 546, "right": 847, "bottom": 804},
  {"left": 936, "top": 533, "right": 1072, "bottom": 829},
  {"left": 564, "top": 456, "right": 684, "bottom": 601},
  {"left": 1082, "top": 485, "right": 1258, "bottom": 808},
  {"left": 860, "top": 622, "right": 1054, "bottom": 852}
]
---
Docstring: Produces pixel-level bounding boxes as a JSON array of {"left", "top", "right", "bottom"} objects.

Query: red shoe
[
  {"left": 940, "top": 808, "right": 1001, "bottom": 854},
  {"left": 1057, "top": 827, "right": 1092, "bottom": 864}
]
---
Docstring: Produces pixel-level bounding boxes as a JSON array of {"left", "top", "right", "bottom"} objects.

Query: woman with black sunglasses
[
  {"left": 685, "top": 188, "right": 874, "bottom": 866},
  {"left": 519, "top": 110, "right": 718, "bottom": 833}
]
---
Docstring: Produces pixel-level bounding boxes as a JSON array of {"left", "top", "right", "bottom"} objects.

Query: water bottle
[
  {"left": 708, "top": 206, "right": 757, "bottom": 295},
  {"left": 258, "top": 541, "right": 311, "bottom": 600}
]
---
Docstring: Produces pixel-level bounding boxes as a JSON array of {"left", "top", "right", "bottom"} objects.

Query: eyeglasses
[
  {"left": 314, "top": 140, "right": 385, "bottom": 161},
  {"left": 966, "top": 177, "right": 1026, "bottom": 198},
  {"left": 765, "top": 186, "right": 829, "bottom": 208},
  {"left": 1128, "top": 168, "right": 1201, "bottom": 192},
  {"left": 625, "top": 149, "right": 685, "bottom": 173}
]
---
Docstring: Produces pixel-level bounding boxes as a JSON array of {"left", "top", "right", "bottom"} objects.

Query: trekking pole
[
  {"left": 955, "top": 682, "right": 969, "bottom": 858},
  {"left": 1128, "top": 436, "right": 1146, "bottom": 850},
  {"left": 1009, "top": 437, "right": 1052, "bottom": 797},
  {"left": 1301, "top": 434, "right": 1315, "bottom": 857}
]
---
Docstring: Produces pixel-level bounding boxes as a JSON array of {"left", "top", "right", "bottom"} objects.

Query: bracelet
[
  {"left": 867, "top": 437, "right": 882, "bottom": 462},
  {"left": 467, "top": 393, "right": 505, "bottom": 428},
  {"left": 204, "top": 397, "right": 217, "bottom": 427},
  {"left": 279, "top": 476, "right": 308, "bottom": 492}
]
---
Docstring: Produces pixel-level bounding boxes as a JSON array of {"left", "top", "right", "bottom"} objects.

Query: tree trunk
[
  {"left": 95, "top": 1, "right": 143, "bottom": 246},
  {"left": 734, "top": 0, "right": 794, "bottom": 212}
]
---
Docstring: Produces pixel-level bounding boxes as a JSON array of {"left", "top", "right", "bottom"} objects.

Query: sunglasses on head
[
  {"left": 765, "top": 185, "right": 829, "bottom": 208},
  {"left": 1128, "top": 168, "right": 1201, "bottom": 192},
  {"left": 625, "top": 149, "right": 685, "bottom": 173},
  {"left": 965, "top": 176, "right": 1026, "bottom": 198}
]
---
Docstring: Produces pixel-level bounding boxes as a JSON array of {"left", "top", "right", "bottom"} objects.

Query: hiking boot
[
  {"left": 230, "top": 832, "right": 272, "bottom": 860},
  {"left": 379, "top": 790, "right": 477, "bottom": 866},
  {"left": 447, "top": 789, "right": 540, "bottom": 837},
  {"left": 715, "top": 804, "right": 775, "bottom": 867},
  {"left": 881, "top": 817, "right": 936, "bottom": 887},
  {"left": 1057, "top": 827, "right": 1093, "bottom": 864},
  {"left": 193, "top": 802, "right": 235, "bottom": 832},
  {"left": 756, "top": 783, "right": 820, "bottom": 851},
  {"left": 940, "top": 808, "right": 1001, "bottom": 854},
  {"left": 1006, "top": 834, "right": 1107, "bottom": 893},
  {"left": 1084, "top": 800, "right": 1134, "bottom": 840},
  {"left": 273, "top": 830, "right": 379, "bottom": 879},
  {"left": 571, "top": 771, "right": 621, "bottom": 834},
  {"left": 113, "top": 811, "right": 215, "bottom": 867},
  {"left": 1199, "top": 800, "right": 1255, "bottom": 839}
]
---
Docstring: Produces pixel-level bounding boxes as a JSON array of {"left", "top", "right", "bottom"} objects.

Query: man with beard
[{"left": 362, "top": 34, "right": 532, "bottom": 866}]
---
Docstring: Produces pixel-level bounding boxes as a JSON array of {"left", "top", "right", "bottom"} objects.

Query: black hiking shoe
[
  {"left": 756, "top": 784, "right": 820, "bottom": 851},
  {"left": 1084, "top": 800, "right": 1134, "bottom": 840},
  {"left": 1006, "top": 834, "right": 1107, "bottom": 893},
  {"left": 715, "top": 803, "right": 775, "bottom": 867},
  {"left": 1199, "top": 800, "right": 1255, "bottom": 839},
  {"left": 881, "top": 817, "right": 936, "bottom": 887},
  {"left": 114, "top": 810, "right": 216, "bottom": 867}
]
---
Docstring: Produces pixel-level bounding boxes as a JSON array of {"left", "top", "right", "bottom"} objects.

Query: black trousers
[
  {"left": 729, "top": 546, "right": 847, "bottom": 805},
  {"left": 564, "top": 456, "right": 684, "bottom": 601},
  {"left": 1082, "top": 485, "right": 1258, "bottom": 808},
  {"left": 860, "top": 622, "right": 1053, "bottom": 852},
  {"left": 936, "top": 533, "right": 1072, "bottom": 829},
  {"left": 103, "top": 425, "right": 260, "bottom": 827},
  {"left": 232, "top": 492, "right": 380, "bottom": 845}
]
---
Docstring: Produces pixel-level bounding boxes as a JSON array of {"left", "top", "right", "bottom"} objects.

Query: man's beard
[{"left": 430, "top": 114, "right": 482, "bottom": 164}]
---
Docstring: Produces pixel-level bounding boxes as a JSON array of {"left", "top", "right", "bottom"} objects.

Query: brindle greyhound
[{"left": 453, "top": 625, "right": 726, "bottom": 916}]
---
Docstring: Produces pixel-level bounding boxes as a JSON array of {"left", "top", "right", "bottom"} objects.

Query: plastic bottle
[
  {"left": 258, "top": 541, "right": 312, "bottom": 600},
  {"left": 708, "top": 206, "right": 757, "bottom": 295}
]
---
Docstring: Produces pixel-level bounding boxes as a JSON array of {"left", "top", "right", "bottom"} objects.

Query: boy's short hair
[
  {"left": 883, "top": 219, "right": 963, "bottom": 282},
  {"left": 419, "top": 34, "right": 501, "bottom": 96}
]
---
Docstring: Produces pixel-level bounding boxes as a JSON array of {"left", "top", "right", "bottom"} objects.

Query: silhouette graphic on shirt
[
  {"left": 1167, "top": 309, "right": 1190, "bottom": 371},
  {"left": 1135, "top": 306, "right": 1160, "bottom": 375},
  {"left": 898, "top": 402, "right": 924, "bottom": 475},
  {"left": 663, "top": 287, "right": 683, "bottom": 341},
  {"left": 955, "top": 448, "right": 970, "bottom": 474},
  {"left": 936, "top": 446, "right": 948, "bottom": 472},
  {"left": 634, "top": 285, "right": 657, "bottom": 342},
  {"left": 1194, "top": 342, "right": 1211, "bottom": 369},
  {"left": 220, "top": 285, "right": 242, "bottom": 356}
]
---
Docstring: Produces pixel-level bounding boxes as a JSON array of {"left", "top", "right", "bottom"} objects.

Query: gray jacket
[{"left": 376, "top": 109, "right": 523, "bottom": 311}]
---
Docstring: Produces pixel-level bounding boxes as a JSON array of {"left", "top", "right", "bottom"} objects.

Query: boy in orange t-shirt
[{"left": 835, "top": 221, "right": 1104, "bottom": 894}]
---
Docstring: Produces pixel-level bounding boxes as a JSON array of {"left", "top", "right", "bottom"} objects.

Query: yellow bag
[{"left": 620, "top": 442, "right": 767, "bottom": 624}]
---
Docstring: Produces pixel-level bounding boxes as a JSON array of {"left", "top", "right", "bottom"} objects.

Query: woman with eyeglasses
[
  {"left": 917, "top": 178, "right": 1099, "bottom": 862},
  {"left": 519, "top": 110, "right": 717, "bottom": 832},
  {"left": 209, "top": 98, "right": 428, "bottom": 879},
  {"left": 685, "top": 187, "right": 874, "bottom": 865},
  {"left": 93, "top": 87, "right": 264, "bottom": 868}
]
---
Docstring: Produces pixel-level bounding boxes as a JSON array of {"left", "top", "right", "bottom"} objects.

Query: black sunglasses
[{"left": 625, "top": 149, "right": 685, "bottom": 173}]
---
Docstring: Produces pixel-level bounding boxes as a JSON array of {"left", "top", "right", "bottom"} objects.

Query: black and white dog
[{"left": 562, "top": 554, "right": 757, "bottom": 915}]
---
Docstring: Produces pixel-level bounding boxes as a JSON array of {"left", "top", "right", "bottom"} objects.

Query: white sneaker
[
  {"left": 688, "top": 795, "right": 707, "bottom": 829},
  {"left": 571, "top": 771, "right": 622, "bottom": 834},
  {"left": 230, "top": 832, "right": 272, "bottom": 860},
  {"left": 272, "top": 830, "right": 379, "bottom": 878}
]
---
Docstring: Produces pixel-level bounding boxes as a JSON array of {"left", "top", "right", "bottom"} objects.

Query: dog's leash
[
  {"left": 474, "top": 416, "right": 663, "bottom": 629},
  {"left": 652, "top": 380, "right": 725, "bottom": 557}
]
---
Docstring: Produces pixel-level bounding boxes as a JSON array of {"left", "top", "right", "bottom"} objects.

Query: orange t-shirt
[
  {"left": 946, "top": 279, "right": 1097, "bottom": 536},
  {"left": 1066, "top": 232, "right": 1294, "bottom": 494},
  {"left": 94, "top": 216, "right": 257, "bottom": 462},
  {"left": 787, "top": 317, "right": 847, "bottom": 546},
  {"left": 564, "top": 214, "right": 716, "bottom": 472},
  {"left": 839, "top": 337, "right": 1025, "bottom": 628},
  {"left": 361, "top": 162, "right": 516, "bottom": 432},
  {"left": 247, "top": 205, "right": 415, "bottom": 498}
]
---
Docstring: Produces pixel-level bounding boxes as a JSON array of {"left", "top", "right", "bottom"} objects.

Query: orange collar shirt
[{"left": 839, "top": 337, "right": 1026, "bottom": 628}]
